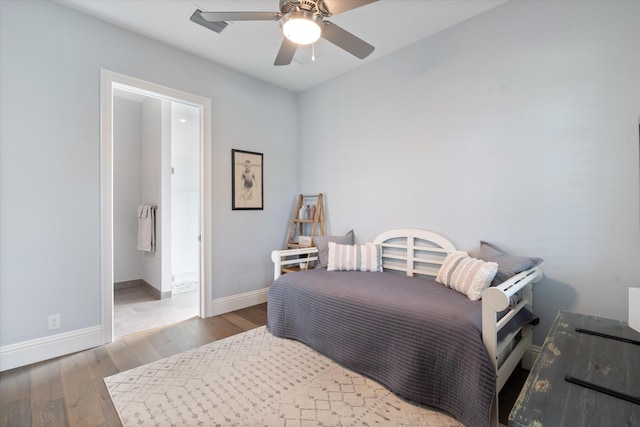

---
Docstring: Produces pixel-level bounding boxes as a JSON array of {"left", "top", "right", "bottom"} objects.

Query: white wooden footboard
[
  {"left": 482, "top": 266, "right": 543, "bottom": 426},
  {"left": 271, "top": 247, "right": 319, "bottom": 280}
]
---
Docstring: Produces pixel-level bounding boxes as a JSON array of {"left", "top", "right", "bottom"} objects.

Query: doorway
[{"left": 100, "top": 70, "right": 212, "bottom": 343}]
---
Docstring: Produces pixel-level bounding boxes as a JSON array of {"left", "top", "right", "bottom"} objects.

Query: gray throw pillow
[
  {"left": 313, "top": 230, "right": 354, "bottom": 268},
  {"left": 478, "top": 241, "right": 543, "bottom": 286}
]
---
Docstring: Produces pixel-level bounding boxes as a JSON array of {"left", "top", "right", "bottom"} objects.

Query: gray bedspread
[{"left": 267, "top": 269, "right": 497, "bottom": 427}]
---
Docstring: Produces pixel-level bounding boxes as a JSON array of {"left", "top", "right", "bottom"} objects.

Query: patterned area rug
[{"left": 105, "top": 327, "right": 462, "bottom": 426}]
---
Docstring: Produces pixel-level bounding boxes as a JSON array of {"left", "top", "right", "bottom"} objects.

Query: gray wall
[
  {"left": 113, "top": 97, "right": 143, "bottom": 283},
  {"left": 113, "top": 95, "right": 167, "bottom": 291},
  {"left": 0, "top": 0, "right": 298, "bottom": 347},
  {"left": 140, "top": 97, "right": 165, "bottom": 292},
  {"left": 1, "top": 0, "right": 639, "bottom": 353},
  {"left": 297, "top": 0, "right": 640, "bottom": 345}
]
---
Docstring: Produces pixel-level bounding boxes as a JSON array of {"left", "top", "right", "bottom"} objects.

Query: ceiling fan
[{"left": 190, "top": 0, "right": 378, "bottom": 66}]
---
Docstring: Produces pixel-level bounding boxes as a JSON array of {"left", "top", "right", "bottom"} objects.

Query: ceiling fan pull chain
[{"left": 312, "top": 43, "right": 316, "bottom": 62}]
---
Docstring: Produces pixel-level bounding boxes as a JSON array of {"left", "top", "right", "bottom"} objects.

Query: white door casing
[{"left": 100, "top": 69, "right": 212, "bottom": 343}]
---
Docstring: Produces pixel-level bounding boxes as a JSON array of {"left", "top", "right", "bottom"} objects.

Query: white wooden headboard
[{"left": 373, "top": 228, "right": 457, "bottom": 279}]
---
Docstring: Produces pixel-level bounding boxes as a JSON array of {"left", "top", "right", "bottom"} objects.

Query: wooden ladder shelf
[
  {"left": 281, "top": 194, "right": 325, "bottom": 274},
  {"left": 287, "top": 193, "right": 325, "bottom": 249}
]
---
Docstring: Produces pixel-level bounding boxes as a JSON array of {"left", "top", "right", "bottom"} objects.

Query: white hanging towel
[{"left": 137, "top": 204, "right": 156, "bottom": 252}]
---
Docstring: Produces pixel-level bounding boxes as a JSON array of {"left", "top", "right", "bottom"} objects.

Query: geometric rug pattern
[{"left": 105, "top": 326, "right": 462, "bottom": 426}]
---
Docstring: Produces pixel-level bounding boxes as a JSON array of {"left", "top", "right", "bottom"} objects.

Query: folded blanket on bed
[{"left": 498, "top": 306, "right": 539, "bottom": 342}]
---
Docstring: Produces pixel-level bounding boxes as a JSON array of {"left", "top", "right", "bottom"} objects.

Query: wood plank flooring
[{"left": 0, "top": 303, "right": 528, "bottom": 426}]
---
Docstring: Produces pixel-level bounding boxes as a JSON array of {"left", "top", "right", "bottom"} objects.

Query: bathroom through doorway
[{"left": 100, "top": 70, "right": 212, "bottom": 343}]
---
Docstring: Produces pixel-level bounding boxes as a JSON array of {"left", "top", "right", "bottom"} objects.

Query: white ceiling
[{"left": 55, "top": 0, "right": 509, "bottom": 93}]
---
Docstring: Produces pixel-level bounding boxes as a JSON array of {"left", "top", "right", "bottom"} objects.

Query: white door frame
[{"left": 100, "top": 69, "right": 212, "bottom": 343}]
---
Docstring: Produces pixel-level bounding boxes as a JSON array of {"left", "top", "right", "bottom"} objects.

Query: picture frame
[{"left": 231, "top": 149, "right": 263, "bottom": 210}]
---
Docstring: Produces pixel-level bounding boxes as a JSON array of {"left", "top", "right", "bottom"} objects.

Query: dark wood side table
[{"left": 509, "top": 310, "right": 640, "bottom": 426}]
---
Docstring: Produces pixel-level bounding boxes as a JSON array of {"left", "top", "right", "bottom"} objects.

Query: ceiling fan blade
[
  {"left": 274, "top": 38, "right": 298, "bottom": 66},
  {"left": 319, "top": 0, "right": 378, "bottom": 16},
  {"left": 321, "top": 21, "right": 374, "bottom": 59},
  {"left": 190, "top": 9, "right": 228, "bottom": 33},
  {"left": 199, "top": 11, "right": 280, "bottom": 22}
]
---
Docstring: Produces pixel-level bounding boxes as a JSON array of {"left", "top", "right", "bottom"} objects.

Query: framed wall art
[{"left": 231, "top": 149, "right": 263, "bottom": 210}]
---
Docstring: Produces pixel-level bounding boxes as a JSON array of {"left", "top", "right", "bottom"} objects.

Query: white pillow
[
  {"left": 327, "top": 242, "right": 383, "bottom": 272},
  {"left": 436, "top": 252, "right": 498, "bottom": 301}
]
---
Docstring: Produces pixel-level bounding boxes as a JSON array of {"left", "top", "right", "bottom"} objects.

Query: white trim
[
  {"left": 100, "top": 69, "right": 213, "bottom": 342},
  {"left": 100, "top": 70, "right": 114, "bottom": 344},
  {"left": 0, "top": 326, "right": 102, "bottom": 372},
  {"left": 209, "top": 287, "right": 270, "bottom": 316}
]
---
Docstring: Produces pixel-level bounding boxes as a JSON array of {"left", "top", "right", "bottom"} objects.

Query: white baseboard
[
  {"left": 522, "top": 344, "right": 541, "bottom": 370},
  {"left": 0, "top": 325, "right": 102, "bottom": 372},
  {"left": 0, "top": 288, "right": 269, "bottom": 372},
  {"left": 208, "top": 287, "right": 269, "bottom": 317}
]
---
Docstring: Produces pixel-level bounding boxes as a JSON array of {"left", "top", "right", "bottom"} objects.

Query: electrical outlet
[{"left": 48, "top": 314, "right": 60, "bottom": 330}]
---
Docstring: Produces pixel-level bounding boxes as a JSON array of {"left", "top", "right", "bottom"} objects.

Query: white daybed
[{"left": 269, "top": 228, "right": 542, "bottom": 427}]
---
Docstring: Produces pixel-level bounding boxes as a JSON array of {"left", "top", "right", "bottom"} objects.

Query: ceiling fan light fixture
[{"left": 281, "top": 11, "right": 322, "bottom": 45}]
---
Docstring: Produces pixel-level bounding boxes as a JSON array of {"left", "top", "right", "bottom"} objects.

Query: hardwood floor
[
  {"left": 0, "top": 304, "right": 268, "bottom": 427},
  {"left": 0, "top": 303, "right": 528, "bottom": 426}
]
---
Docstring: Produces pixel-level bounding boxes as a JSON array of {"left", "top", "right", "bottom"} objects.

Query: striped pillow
[
  {"left": 436, "top": 252, "right": 498, "bottom": 301},
  {"left": 327, "top": 242, "right": 383, "bottom": 272}
]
